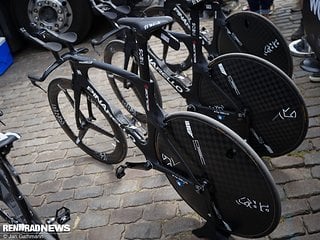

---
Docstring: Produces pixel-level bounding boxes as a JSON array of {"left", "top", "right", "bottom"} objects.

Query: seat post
[{"left": 135, "top": 33, "right": 152, "bottom": 83}]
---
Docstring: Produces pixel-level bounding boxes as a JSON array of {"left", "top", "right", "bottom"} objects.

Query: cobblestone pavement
[{"left": 0, "top": 0, "right": 319, "bottom": 239}]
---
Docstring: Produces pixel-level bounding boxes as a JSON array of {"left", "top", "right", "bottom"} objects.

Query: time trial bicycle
[
  {"left": 21, "top": 19, "right": 281, "bottom": 239},
  {"left": 143, "top": 0, "right": 293, "bottom": 76},
  {"left": 95, "top": 1, "right": 308, "bottom": 158}
]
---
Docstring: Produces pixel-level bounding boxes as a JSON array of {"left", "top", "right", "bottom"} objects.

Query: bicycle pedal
[
  {"left": 55, "top": 207, "right": 71, "bottom": 225},
  {"left": 116, "top": 165, "right": 127, "bottom": 179}
]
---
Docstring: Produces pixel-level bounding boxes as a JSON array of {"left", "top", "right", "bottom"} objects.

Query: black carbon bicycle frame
[{"left": 65, "top": 54, "right": 205, "bottom": 188}]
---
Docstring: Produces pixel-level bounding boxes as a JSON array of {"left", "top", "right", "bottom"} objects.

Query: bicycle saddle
[
  {"left": 96, "top": 0, "right": 131, "bottom": 20},
  {"left": 118, "top": 16, "right": 173, "bottom": 36},
  {"left": 0, "top": 133, "right": 20, "bottom": 150}
]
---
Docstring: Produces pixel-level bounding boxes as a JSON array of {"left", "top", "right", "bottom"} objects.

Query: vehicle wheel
[
  {"left": 48, "top": 78, "right": 127, "bottom": 164},
  {"left": 11, "top": 0, "right": 93, "bottom": 42},
  {"left": 104, "top": 40, "right": 163, "bottom": 124}
]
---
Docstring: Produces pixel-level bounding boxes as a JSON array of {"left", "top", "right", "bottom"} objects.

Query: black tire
[
  {"left": 217, "top": 11, "right": 293, "bottom": 77},
  {"left": 0, "top": 175, "right": 31, "bottom": 224},
  {"left": 47, "top": 78, "right": 127, "bottom": 164},
  {"left": 11, "top": 0, "right": 93, "bottom": 42},
  {"left": 104, "top": 39, "right": 162, "bottom": 124},
  {"left": 156, "top": 111, "right": 281, "bottom": 238},
  {"left": 206, "top": 53, "right": 308, "bottom": 157}
]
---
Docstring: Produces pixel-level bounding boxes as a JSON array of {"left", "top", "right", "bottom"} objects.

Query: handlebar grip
[
  {"left": 20, "top": 27, "right": 63, "bottom": 52},
  {"left": 46, "top": 42, "right": 63, "bottom": 52},
  {"left": 45, "top": 29, "right": 78, "bottom": 44}
]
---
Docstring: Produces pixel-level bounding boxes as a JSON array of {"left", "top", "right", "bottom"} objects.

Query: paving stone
[
  {"left": 311, "top": 138, "right": 320, "bottom": 150},
  {"left": 74, "top": 186, "right": 104, "bottom": 200},
  {"left": 178, "top": 201, "right": 196, "bottom": 216},
  {"left": 64, "top": 199, "right": 88, "bottom": 213},
  {"left": 65, "top": 148, "right": 89, "bottom": 158},
  {"left": 269, "top": 217, "right": 305, "bottom": 239},
  {"left": 139, "top": 174, "right": 170, "bottom": 189},
  {"left": 62, "top": 175, "right": 94, "bottom": 190},
  {"left": 47, "top": 158, "right": 75, "bottom": 170},
  {"left": 37, "top": 150, "right": 67, "bottom": 163},
  {"left": 36, "top": 142, "right": 62, "bottom": 153},
  {"left": 308, "top": 195, "right": 320, "bottom": 212},
  {"left": 311, "top": 165, "right": 320, "bottom": 178},
  {"left": 47, "top": 189, "right": 74, "bottom": 204},
  {"left": 281, "top": 199, "right": 310, "bottom": 217},
  {"left": 284, "top": 179, "right": 320, "bottom": 198},
  {"left": 294, "top": 140, "right": 314, "bottom": 152},
  {"left": 306, "top": 127, "right": 320, "bottom": 139},
  {"left": 163, "top": 217, "right": 201, "bottom": 236},
  {"left": 27, "top": 195, "right": 45, "bottom": 207},
  {"left": 122, "top": 190, "right": 154, "bottom": 208},
  {"left": 12, "top": 153, "right": 38, "bottom": 166},
  {"left": 124, "top": 222, "right": 162, "bottom": 239},
  {"left": 105, "top": 180, "right": 139, "bottom": 195},
  {"left": 33, "top": 180, "right": 62, "bottom": 195},
  {"left": 56, "top": 165, "right": 85, "bottom": 179},
  {"left": 304, "top": 87, "right": 320, "bottom": 98},
  {"left": 276, "top": 185, "right": 286, "bottom": 200},
  {"left": 22, "top": 162, "right": 47, "bottom": 173},
  {"left": 37, "top": 202, "right": 66, "bottom": 218},
  {"left": 271, "top": 156, "right": 304, "bottom": 169},
  {"left": 94, "top": 171, "right": 119, "bottom": 185},
  {"left": 21, "top": 171, "right": 56, "bottom": 184},
  {"left": 9, "top": 146, "right": 36, "bottom": 158},
  {"left": 88, "top": 194, "right": 121, "bottom": 210},
  {"left": 88, "top": 225, "right": 124, "bottom": 240},
  {"left": 110, "top": 207, "right": 143, "bottom": 224},
  {"left": 18, "top": 183, "right": 36, "bottom": 196},
  {"left": 22, "top": 137, "right": 48, "bottom": 148},
  {"left": 153, "top": 187, "right": 181, "bottom": 202},
  {"left": 304, "top": 151, "right": 320, "bottom": 166},
  {"left": 303, "top": 213, "right": 320, "bottom": 234},
  {"left": 309, "top": 117, "right": 320, "bottom": 127},
  {"left": 292, "top": 233, "right": 320, "bottom": 240},
  {"left": 59, "top": 231, "right": 87, "bottom": 240},
  {"left": 271, "top": 168, "right": 310, "bottom": 184},
  {"left": 143, "top": 203, "right": 177, "bottom": 221},
  {"left": 83, "top": 162, "right": 113, "bottom": 174},
  {"left": 78, "top": 211, "right": 110, "bottom": 230}
]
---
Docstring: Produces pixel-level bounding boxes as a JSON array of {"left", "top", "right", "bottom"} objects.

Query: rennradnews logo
[{"left": 2, "top": 224, "right": 71, "bottom": 233}]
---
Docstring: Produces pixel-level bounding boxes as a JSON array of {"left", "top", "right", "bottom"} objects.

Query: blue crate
[{"left": 0, "top": 37, "right": 13, "bottom": 76}]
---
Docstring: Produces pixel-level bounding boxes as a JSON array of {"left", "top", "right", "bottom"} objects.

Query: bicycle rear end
[{"left": 0, "top": 112, "right": 70, "bottom": 239}]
